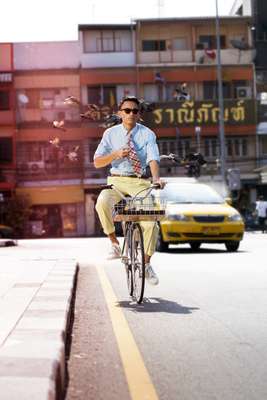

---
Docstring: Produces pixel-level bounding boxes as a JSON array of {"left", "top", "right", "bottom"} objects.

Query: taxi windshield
[{"left": 159, "top": 183, "right": 224, "bottom": 204}]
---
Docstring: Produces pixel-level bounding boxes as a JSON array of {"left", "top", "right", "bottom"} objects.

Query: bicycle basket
[{"left": 113, "top": 196, "right": 166, "bottom": 222}]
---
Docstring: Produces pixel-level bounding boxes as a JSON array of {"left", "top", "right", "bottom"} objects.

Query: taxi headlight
[
  {"left": 167, "top": 213, "right": 190, "bottom": 221},
  {"left": 227, "top": 213, "right": 242, "bottom": 221}
]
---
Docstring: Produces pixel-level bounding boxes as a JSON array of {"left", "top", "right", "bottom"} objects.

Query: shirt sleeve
[
  {"left": 146, "top": 130, "right": 160, "bottom": 164},
  {"left": 93, "top": 129, "right": 112, "bottom": 159}
]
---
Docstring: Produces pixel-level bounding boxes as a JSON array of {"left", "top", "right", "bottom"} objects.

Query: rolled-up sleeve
[
  {"left": 146, "top": 132, "right": 160, "bottom": 164},
  {"left": 94, "top": 130, "right": 111, "bottom": 159}
]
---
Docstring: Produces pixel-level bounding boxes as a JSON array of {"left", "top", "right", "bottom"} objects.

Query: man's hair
[{"left": 118, "top": 96, "right": 140, "bottom": 110}]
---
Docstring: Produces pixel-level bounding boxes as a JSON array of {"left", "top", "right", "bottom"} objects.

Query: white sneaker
[
  {"left": 145, "top": 264, "right": 159, "bottom": 285},
  {"left": 107, "top": 243, "right": 121, "bottom": 260}
]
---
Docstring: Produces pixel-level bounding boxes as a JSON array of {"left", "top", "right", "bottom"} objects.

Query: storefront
[{"left": 16, "top": 185, "right": 85, "bottom": 238}]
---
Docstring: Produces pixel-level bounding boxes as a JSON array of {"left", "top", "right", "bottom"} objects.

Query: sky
[{"left": 1, "top": 0, "right": 237, "bottom": 43}]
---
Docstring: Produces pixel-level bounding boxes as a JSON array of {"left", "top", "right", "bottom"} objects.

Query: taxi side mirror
[{"left": 225, "top": 197, "right": 232, "bottom": 205}]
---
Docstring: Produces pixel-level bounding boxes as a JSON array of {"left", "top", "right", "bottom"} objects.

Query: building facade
[
  {"left": 0, "top": 43, "right": 16, "bottom": 213},
  {"left": 7, "top": 16, "right": 260, "bottom": 236}
]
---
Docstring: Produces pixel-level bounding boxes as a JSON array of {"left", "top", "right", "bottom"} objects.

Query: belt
[{"left": 110, "top": 174, "right": 149, "bottom": 179}]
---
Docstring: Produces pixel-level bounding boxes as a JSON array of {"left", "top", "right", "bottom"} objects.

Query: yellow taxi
[{"left": 155, "top": 179, "right": 244, "bottom": 252}]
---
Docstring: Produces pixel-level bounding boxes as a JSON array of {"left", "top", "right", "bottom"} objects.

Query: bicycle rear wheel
[{"left": 131, "top": 223, "right": 145, "bottom": 304}]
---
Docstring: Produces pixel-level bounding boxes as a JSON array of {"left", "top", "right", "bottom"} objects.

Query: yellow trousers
[{"left": 95, "top": 176, "right": 159, "bottom": 257}]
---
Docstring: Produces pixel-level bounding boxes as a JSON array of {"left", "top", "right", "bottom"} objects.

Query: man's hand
[
  {"left": 114, "top": 147, "right": 130, "bottom": 160},
  {"left": 152, "top": 178, "right": 166, "bottom": 189},
  {"left": 94, "top": 147, "right": 129, "bottom": 168}
]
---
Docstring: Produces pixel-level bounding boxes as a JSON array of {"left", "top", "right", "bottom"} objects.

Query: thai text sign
[{"left": 144, "top": 100, "right": 256, "bottom": 127}]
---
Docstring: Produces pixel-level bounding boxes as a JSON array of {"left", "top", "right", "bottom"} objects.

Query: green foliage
[{"left": 1, "top": 195, "right": 31, "bottom": 237}]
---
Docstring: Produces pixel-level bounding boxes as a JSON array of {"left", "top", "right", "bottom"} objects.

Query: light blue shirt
[{"left": 94, "top": 123, "right": 160, "bottom": 175}]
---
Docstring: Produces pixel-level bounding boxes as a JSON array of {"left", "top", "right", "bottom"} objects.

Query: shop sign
[{"left": 144, "top": 100, "right": 256, "bottom": 127}]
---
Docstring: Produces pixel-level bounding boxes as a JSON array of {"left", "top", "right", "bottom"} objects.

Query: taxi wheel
[
  {"left": 225, "top": 241, "right": 240, "bottom": 252},
  {"left": 189, "top": 242, "right": 201, "bottom": 251},
  {"left": 156, "top": 232, "right": 169, "bottom": 252}
]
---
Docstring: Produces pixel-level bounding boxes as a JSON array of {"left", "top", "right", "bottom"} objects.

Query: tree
[{"left": 2, "top": 194, "right": 31, "bottom": 238}]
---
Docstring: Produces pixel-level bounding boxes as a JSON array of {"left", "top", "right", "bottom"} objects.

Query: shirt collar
[{"left": 122, "top": 123, "right": 139, "bottom": 136}]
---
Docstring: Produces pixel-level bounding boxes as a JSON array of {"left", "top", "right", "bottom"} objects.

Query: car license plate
[{"left": 202, "top": 226, "right": 220, "bottom": 235}]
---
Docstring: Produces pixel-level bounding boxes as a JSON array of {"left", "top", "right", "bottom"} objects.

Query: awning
[{"left": 16, "top": 185, "right": 84, "bottom": 205}]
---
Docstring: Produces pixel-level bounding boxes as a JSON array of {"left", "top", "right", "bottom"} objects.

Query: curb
[{"left": 0, "top": 260, "right": 78, "bottom": 400}]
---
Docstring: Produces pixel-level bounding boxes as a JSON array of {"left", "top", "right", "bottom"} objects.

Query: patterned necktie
[{"left": 127, "top": 133, "right": 142, "bottom": 177}]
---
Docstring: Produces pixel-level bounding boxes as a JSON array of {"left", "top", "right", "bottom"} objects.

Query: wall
[{"left": 14, "top": 41, "right": 81, "bottom": 70}]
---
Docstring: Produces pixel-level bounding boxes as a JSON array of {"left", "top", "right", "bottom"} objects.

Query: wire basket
[{"left": 113, "top": 197, "right": 166, "bottom": 222}]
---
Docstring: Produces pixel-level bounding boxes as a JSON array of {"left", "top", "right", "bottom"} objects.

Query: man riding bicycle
[{"left": 94, "top": 96, "right": 164, "bottom": 285}]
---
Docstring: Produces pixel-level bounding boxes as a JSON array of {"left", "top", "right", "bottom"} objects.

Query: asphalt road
[{"left": 65, "top": 233, "right": 267, "bottom": 400}]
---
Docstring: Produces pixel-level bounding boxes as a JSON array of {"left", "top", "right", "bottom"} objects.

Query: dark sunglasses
[{"left": 121, "top": 108, "right": 139, "bottom": 114}]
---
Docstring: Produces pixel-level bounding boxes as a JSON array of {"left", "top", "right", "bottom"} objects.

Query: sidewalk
[{"left": 0, "top": 239, "right": 78, "bottom": 400}]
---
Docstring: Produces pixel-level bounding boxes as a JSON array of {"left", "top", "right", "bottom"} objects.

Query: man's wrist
[
  {"left": 152, "top": 177, "right": 160, "bottom": 182},
  {"left": 113, "top": 150, "right": 120, "bottom": 161}
]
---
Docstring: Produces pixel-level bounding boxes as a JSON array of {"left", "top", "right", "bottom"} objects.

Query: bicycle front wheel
[
  {"left": 131, "top": 223, "right": 145, "bottom": 304},
  {"left": 121, "top": 223, "right": 133, "bottom": 296}
]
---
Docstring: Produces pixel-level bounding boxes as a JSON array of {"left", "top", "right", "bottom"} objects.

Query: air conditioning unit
[
  {"left": 27, "top": 161, "right": 45, "bottom": 173},
  {"left": 236, "top": 86, "right": 252, "bottom": 99}
]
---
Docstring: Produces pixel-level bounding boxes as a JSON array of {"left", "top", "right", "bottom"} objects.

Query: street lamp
[{"left": 215, "top": 0, "right": 226, "bottom": 183}]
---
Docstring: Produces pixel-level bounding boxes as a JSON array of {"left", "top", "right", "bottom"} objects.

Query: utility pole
[{"left": 215, "top": 0, "right": 227, "bottom": 183}]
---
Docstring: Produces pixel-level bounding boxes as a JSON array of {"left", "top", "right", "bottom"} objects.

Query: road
[{"left": 65, "top": 233, "right": 267, "bottom": 400}]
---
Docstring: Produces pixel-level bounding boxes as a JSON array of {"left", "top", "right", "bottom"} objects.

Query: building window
[
  {"left": 197, "top": 35, "right": 226, "bottom": 49},
  {"left": 205, "top": 138, "right": 248, "bottom": 160},
  {"left": 261, "top": 137, "right": 267, "bottom": 155},
  {"left": 83, "top": 30, "right": 132, "bottom": 53},
  {"left": 158, "top": 139, "right": 191, "bottom": 158},
  {"left": 165, "top": 83, "right": 177, "bottom": 101},
  {"left": 0, "top": 90, "right": 9, "bottom": 110},
  {"left": 142, "top": 40, "right": 166, "bottom": 51},
  {"left": 203, "top": 81, "right": 231, "bottom": 99},
  {"left": 204, "top": 139, "right": 218, "bottom": 158},
  {"left": 143, "top": 84, "right": 159, "bottom": 102},
  {"left": 61, "top": 204, "right": 77, "bottom": 234},
  {"left": 172, "top": 37, "right": 188, "bottom": 50},
  {"left": 0, "top": 138, "right": 12, "bottom": 163},
  {"left": 226, "top": 138, "right": 248, "bottom": 157},
  {"left": 87, "top": 86, "right": 101, "bottom": 104},
  {"left": 87, "top": 85, "right": 117, "bottom": 106}
]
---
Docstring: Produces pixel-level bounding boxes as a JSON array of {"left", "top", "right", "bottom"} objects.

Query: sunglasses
[{"left": 121, "top": 108, "right": 139, "bottom": 114}]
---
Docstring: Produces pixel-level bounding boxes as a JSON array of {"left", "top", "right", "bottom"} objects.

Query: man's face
[{"left": 118, "top": 101, "right": 140, "bottom": 126}]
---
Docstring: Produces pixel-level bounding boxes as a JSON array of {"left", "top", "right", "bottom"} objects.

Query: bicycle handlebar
[
  {"left": 100, "top": 182, "right": 161, "bottom": 191},
  {"left": 160, "top": 153, "right": 180, "bottom": 163}
]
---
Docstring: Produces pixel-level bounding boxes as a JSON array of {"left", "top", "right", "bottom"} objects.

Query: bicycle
[{"left": 100, "top": 183, "right": 166, "bottom": 304}]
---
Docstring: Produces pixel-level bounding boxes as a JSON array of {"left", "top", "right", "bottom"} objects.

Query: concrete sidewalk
[{"left": 0, "top": 240, "right": 78, "bottom": 400}]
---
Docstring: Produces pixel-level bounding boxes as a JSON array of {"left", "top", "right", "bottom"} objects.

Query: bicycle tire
[
  {"left": 121, "top": 223, "right": 133, "bottom": 296},
  {"left": 131, "top": 223, "right": 145, "bottom": 304}
]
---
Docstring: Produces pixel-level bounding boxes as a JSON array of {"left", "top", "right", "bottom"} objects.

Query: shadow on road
[{"left": 116, "top": 297, "right": 199, "bottom": 314}]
